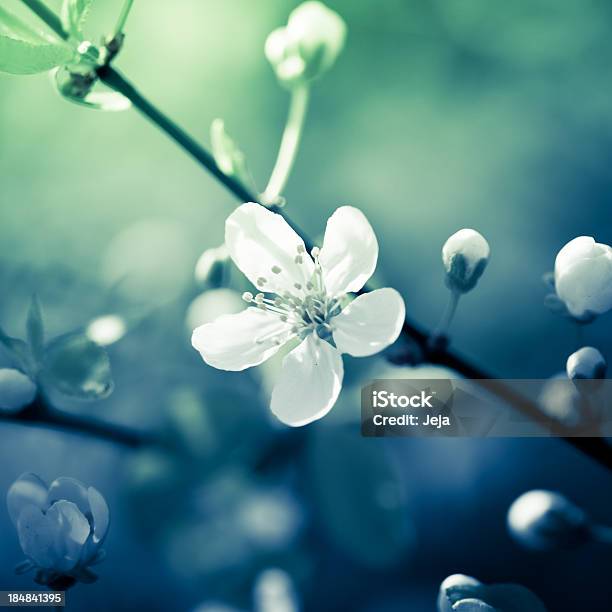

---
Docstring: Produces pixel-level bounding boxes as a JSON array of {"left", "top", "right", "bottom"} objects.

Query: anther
[
  {"left": 294, "top": 283, "right": 302, "bottom": 290},
  {"left": 311, "top": 246, "right": 320, "bottom": 258},
  {"left": 295, "top": 255, "right": 303, "bottom": 264},
  {"left": 242, "top": 292, "right": 254, "bottom": 302},
  {"left": 257, "top": 277, "right": 267, "bottom": 287},
  {"left": 297, "top": 245, "right": 305, "bottom": 254},
  {"left": 271, "top": 265, "right": 282, "bottom": 274}
]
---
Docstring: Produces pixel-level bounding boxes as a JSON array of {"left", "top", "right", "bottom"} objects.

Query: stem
[
  {"left": 433, "top": 290, "right": 460, "bottom": 340},
  {"left": 262, "top": 85, "right": 310, "bottom": 204},
  {"left": 114, "top": 0, "right": 135, "bottom": 37},
  {"left": 1, "top": 394, "right": 156, "bottom": 448},
  {"left": 15, "top": 2, "right": 612, "bottom": 472}
]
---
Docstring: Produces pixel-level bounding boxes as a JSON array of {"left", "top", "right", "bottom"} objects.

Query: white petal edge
[
  {"left": 7, "top": 473, "right": 48, "bottom": 527},
  {"left": 225, "top": 203, "right": 315, "bottom": 295},
  {"left": 87, "top": 486, "right": 110, "bottom": 544},
  {"left": 271, "top": 335, "right": 343, "bottom": 427},
  {"left": 333, "top": 288, "right": 405, "bottom": 357},
  {"left": 192, "top": 307, "right": 291, "bottom": 371},
  {"left": 47, "top": 477, "right": 90, "bottom": 518},
  {"left": 319, "top": 206, "right": 378, "bottom": 296}
]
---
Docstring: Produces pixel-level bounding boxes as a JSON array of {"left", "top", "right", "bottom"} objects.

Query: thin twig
[
  {"left": 2, "top": 394, "right": 156, "bottom": 448},
  {"left": 16, "top": 0, "right": 612, "bottom": 471}
]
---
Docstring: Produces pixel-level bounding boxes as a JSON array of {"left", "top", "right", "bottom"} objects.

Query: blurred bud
[
  {"left": 538, "top": 374, "right": 581, "bottom": 427},
  {"left": 566, "top": 346, "right": 606, "bottom": 385},
  {"left": 254, "top": 568, "right": 299, "bottom": 612},
  {"left": 194, "top": 244, "right": 229, "bottom": 287},
  {"left": 0, "top": 369, "right": 36, "bottom": 413},
  {"left": 86, "top": 315, "right": 127, "bottom": 347},
  {"left": 438, "top": 573, "right": 547, "bottom": 612},
  {"left": 507, "top": 490, "right": 590, "bottom": 551},
  {"left": 210, "top": 120, "right": 255, "bottom": 189},
  {"left": 265, "top": 1, "right": 347, "bottom": 88},
  {"left": 7, "top": 474, "right": 109, "bottom": 589},
  {"left": 554, "top": 236, "right": 612, "bottom": 321},
  {"left": 442, "top": 229, "right": 490, "bottom": 294},
  {"left": 186, "top": 289, "right": 244, "bottom": 332}
]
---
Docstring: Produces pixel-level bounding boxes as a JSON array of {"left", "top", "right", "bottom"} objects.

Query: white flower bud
[
  {"left": 554, "top": 236, "right": 612, "bottom": 320},
  {"left": 86, "top": 315, "right": 127, "bottom": 347},
  {"left": 0, "top": 369, "right": 36, "bottom": 413},
  {"left": 566, "top": 346, "right": 606, "bottom": 381},
  {"left": 442, "top": 229, "right": 490, "bottom": 293},
  {"left": 265, "top": 1, "right": 347, "bottom": 87},
  {"left": 507, "top": 490, "right": 590, "bottom": 551}
]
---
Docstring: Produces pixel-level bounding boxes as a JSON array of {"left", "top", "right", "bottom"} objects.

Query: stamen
[
  {"left": 297, "top": 245, "right": 305, "bottom": 254},
  {"left": 257, "top": 277, "right": 267, "bottom": 287},
  {"left": 242, "top": 292, "right": 254, "bottom": 303},
  {"left": 311, "top": 246, "right": 320, "bottom": 258},
  {"left": 271, "top": 265, "right": 282, "bottom": 274}
]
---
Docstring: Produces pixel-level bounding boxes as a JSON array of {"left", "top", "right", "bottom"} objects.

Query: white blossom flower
[
  {"left": 0, "top": 369, "right": 36, "bottom": 413},
  {"left": 507, "top": 490, "right": 589, "bottom": 551},
  {"left": 554, "top": 236, "right": 612, "bottom": 320},
  {"left": 442, "top": 229, "right": 490, "bottom": 293},
  {"left": 7, "top": 473, "right": 109, "bottom": 588},
  {"left": 265, "top": 1, "right": 347, "bottom": 87},
  {"left": 566, "top": 346, "right": 606, "bottom": 381},
  {"left": 192, "top": 204, "right": 405, "bottom": 426}
]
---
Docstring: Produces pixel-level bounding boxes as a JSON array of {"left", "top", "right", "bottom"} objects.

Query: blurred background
[{"left": 1, "top": 0, "right": 611, "bottom": 609}]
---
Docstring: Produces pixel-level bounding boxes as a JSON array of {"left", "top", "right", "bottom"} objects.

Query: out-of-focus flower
[
  {"left": 265, "top": 1, "right": 346, "bottom": 87},
  {"left": 0, "top": 369, "right": 36, "bottom": 413},
  {"left": 507, "top": 490, "right": 590, "bottom": 551},
  {"left": 86, "top": 314, "right": 127, "bottom": 347},
  {"left": 254, "top": 568, "right": 299, "bottom": 612},
  {"left": 7, "top": 473, "right": 109, "bottom": 589},
  {"left": 566, "top": 346, "right": 606, "bottom": 382},
  {"left": 192, "top": 204, "right": 405, "bottom": 426},
  {"left": 442, "top": 229, "right": 490, "bottom": 293},
  {"left": 554, "top": 236, "right": 612, "bottom": 320},
  {"left": 538, "top": 374, "right": 581, "bottom": 427},
  {"left": 437, "top": 573, "right": 547, "bottom": 612}
]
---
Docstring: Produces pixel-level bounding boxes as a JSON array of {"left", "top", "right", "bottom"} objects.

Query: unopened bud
[{"left": 442, "top": 229, "right": 490, "bottom": 294}]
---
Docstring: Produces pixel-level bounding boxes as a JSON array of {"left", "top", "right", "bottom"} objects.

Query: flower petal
[
  {"left": 87, "top": 487, "right": 109, "bottom": 544},
  {"left": 7, "top": 473, "right": 48, "bottom": 527},
  {"left": 225, "top": 203, "right": 314, "bottom": 294},
  {"left": 319, "top": 206, "right": 378, "bottom": 296},
  {"left": 556, "top": 255, "right": 612, "bottom": 317},
  {"left": 47, "top": 477, "right": 90, "bottom": 518},
  {"left": 192, "top": 307, "right": 291, "bottom": 371},
  {"left": 554, "top": 236, "right": 603, "bottom": 278},
  {"left": 46, "top": 500, "right": 91, "bottom": 572},
  {"left": 332, "top": 288, "right": 405, "bottom": 357},
  {"left": 271, "top": 335, "right": 343, "bottom": 426},
  {"left": 17, "top": 504, "right": 62, "bottom": 570}
]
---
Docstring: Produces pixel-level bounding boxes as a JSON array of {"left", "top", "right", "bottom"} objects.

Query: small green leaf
[
  {"left": 0, "top": 327, "right": 33, "bottom": 374},
  {"left": 41, "top": 333, "right": 113, "bottom": 400},
  {"left": 60, "top": 0, "right": 94, "bottom": 39},
  {"left": 0, "top": 7, "right": 74, "bottom": 75},
  {"left": 210, "top": 119, "right": 255, "bottom": 189},
  {"left": 26, "top": 295, "right": 44, "bottom": 364}
]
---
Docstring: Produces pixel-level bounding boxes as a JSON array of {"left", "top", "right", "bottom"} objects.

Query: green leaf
[
  {"left": 60, "top": 0, "right": 94, "bottom": 39},
  {"left": 210, "top": 119, "right": 255, "bottom": 189},
  {"left": 26, "top": 295, "right": 44, "bottom": 364},
  {"left": 40, "top": 333, "right": 113, "bottom": 400},
  {"left": 0, "top": 7, "right": 74, "bottom": 75},
  {"left": 0, "top": 328, "right": 32, "bottom": 374}
]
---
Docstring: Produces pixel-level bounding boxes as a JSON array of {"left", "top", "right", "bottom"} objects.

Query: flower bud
[
  {"left": 554, "top": 236, "right": 612, "bottom": 320},
  {"left": 442, "top": 229, "right": 490, "bottom": 293},
  {"left": 194, "top": 244, "right": 229, "bottom": 287},
  {"left": 566, "top": 346, "right": 606, "bottom": 382},
  {"left": 0, "top": 369, "right": 36, "bottom": 413},
  {"left": 265, "top": 1, "right": 347, "bottom": 88},
  {"left": 507, "top": 489, "right": 590, "bottom": 551}
]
